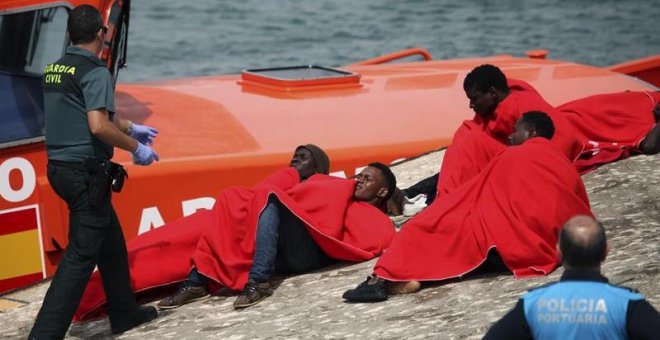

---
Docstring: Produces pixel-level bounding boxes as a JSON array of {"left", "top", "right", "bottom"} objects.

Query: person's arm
[
  {"left": 82, "top": 67, "right": 158, "bottom": 165},
  {"left": 81, "top": 67, "right": 135, "bottom": 152},
  {"left": 113, "top": 117, "right": 132, "bottom": 135},
  {"left": 402, "top": 173, "right": 439, "bottom": 203},
  {"left": 626, "top": 299, "right": 660, "bottom": 339},
  {"left": 483, "top": 299, "right": 532, "bottom": 340},
  {"left": 388, "top": 173, "right": 439, "bottom": 215},
  {"left": 387, "top": 187, "right": 405, "bottom": 215},
  {"left": 88, "top": 109, "right": 137, "bottom": 152}
]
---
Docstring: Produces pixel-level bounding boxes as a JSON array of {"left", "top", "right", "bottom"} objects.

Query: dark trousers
[
  {"left": 248, "top": 196, "right": 335, "bottom": 283},
  {"left": 29, "top": 163, "right": 137, "bottom": 339}
]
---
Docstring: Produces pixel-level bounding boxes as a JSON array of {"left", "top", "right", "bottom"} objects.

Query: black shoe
[
  {"left": 157, "top": 283, "right": 210, "bottom": 310},
  {"left": 233, "top": 279, "right": 273, "bottom": 309},
  {"left": 111, "top": 306, "right": 158, "bottom": 334},
  {"left": 342, "top": 276, "right": 388, "bottom": 302}
]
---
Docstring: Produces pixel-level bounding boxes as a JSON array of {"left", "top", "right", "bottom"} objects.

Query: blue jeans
[
  {"left": 188, "top": 267, "right": 207, "bottom": 287},
  {"left": 249, "top": 196, "right": 335, "bottom": 283}
]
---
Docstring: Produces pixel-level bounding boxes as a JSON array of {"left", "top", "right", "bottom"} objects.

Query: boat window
[
  {"left": 0, "top": 6, "right": 68, "bottom": 148},
  {"left": 0, "top": 7, "right": 68, "bottom": 74}
]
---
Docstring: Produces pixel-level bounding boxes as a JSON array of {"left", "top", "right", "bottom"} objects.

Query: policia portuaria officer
[
  {"left": 30, "top": 5, "right": 160, "bottom": 339},
  {"left": 484, "top": 215, "right": 660, "bottom": 339}
]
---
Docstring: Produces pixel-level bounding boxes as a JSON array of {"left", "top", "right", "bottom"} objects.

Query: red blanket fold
[
  {"left": 75, "top": 167, "right": 394, "bottom": 321},
  {"left": 375, "top": 138, "right": 592, "bottom": 282},
  {"left": 436, "top": 79, "right": 580, "bottom": 196},
  {"left": 558, "top": 91, "right": 659, "bottom": 173},
  {"left": 435, "top": 119, "right": 506, "bottom": 196}
]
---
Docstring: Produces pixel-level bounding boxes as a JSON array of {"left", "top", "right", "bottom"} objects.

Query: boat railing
[{"left": 347, "top": 47, "right": 433, "bottom": 67}]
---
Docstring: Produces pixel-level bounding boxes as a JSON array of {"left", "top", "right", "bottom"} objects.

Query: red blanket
[
  {"left": 559, "top": 91, "right": 660, "bottom": 173},
  {"left": 375, "top": 138, "right": 592, "bottom": 282},
  {"left": 75, "top": 168, "right": 394, "bottom": 321},
  {"left": 436, "top": 79, "right": 581, "bottom": 196}
]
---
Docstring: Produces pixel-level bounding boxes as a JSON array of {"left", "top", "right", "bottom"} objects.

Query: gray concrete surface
[{"left": 1, "top": 150, "right": 658, "bottom": 339}]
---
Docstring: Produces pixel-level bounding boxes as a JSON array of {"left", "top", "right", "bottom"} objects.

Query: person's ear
[
  {"left": 529, "top": 129, "right": 538, "bottom": 139},
  {"left": 377, "top": 187, "right": 389, "bottom": 199}
]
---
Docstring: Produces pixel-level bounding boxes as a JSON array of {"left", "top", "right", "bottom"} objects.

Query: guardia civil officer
[
  {"left": 484, "top": 215, "right": 659, "bottom": 339},
  {"left": 30, "top": 5, "right": 159, "bottom": 339}
]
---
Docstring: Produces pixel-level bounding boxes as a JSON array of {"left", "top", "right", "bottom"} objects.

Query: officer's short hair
[
  {"left": 68, "top": 5, "right": 103, "bottom": 45},
  {"left": 520, "top": 111, "right": 555, "bottom": 140},
  {"left": 463, "top": 64, "right": 508, "bottom": 93},
  {"left": 368, "top": 162, "right": 397, "bottom": 201},
  {"left": 559, "top": 219, "right": 607, "bottom": 268}
]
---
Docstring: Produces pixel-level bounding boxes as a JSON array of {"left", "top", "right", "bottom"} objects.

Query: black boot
[{"left": 110, "top": 306, "right": 158, "bottom": 334}]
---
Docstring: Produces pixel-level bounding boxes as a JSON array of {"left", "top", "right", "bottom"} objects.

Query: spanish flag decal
[{"left": 0, "top": 205, "right": 44, "bottom": 293}]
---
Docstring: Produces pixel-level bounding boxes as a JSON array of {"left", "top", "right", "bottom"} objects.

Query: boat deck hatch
[{"left": 240, "top": 65, "right": 361, "bottom": 91}]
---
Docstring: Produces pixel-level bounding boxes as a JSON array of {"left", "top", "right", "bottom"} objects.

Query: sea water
[{"left": 120, "top": 0, "right": 659, "bottom": 82}]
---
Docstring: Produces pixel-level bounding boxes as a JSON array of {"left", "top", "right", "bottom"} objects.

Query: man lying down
[{"left": 75, "top": 145, "right": 397, "bottom": 321}]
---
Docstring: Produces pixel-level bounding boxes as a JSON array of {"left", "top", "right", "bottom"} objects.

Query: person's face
[
  {"left": 508, "top": 121, "right": 535, "bottom": 146},
  {"left": 290, "top": 147, "right": 317, "bottom": 180},
  {"left": 353, "top": 166, "right": 388, "bottom": 204},
  {"left": 466, "top": 85, "right": 498, "bottom": 118}
]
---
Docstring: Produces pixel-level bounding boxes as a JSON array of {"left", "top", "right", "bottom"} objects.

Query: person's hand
[
  {"left": 387, "top": 187, "right": 406, "bottom": 216},
  {"left": 130, "top": 123, "right": 158, "bottom": 145},
  {"left": 132, "top": 142, "right": 159, "bottom": 166}
]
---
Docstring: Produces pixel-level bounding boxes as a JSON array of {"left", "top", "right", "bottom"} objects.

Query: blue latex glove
[
  {"left": 132, "top": 142, "right": 159, "bottom": 166},
  {"left": 130, "top": 123, "right": 158, "bottom": 145}
]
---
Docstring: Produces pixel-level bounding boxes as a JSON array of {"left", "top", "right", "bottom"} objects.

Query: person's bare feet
[{"left": 387, "top": 280, "right": 421, "bottom": 294}]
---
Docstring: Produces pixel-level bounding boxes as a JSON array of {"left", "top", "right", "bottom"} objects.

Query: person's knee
[{"left": 66, "top": 237, "right": 101, "bottom": 265}]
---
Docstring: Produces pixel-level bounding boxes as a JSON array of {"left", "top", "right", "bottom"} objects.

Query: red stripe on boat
[
  {"left": 0, "top": 208, "right": 38, "bottom": 237},
  {"left": 0, "top": 272, "right": 43, "bottom": 294}
]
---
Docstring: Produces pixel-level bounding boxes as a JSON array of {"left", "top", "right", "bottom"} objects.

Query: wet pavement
[{"left": 1, "top": 151, "right": 658, "bottom": 339}]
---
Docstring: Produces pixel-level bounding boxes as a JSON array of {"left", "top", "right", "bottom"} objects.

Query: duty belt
[{"left": 48, "top": 158, "right": 107, "bottom": 171}]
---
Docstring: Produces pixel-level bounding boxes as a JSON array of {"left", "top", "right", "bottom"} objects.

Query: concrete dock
[{"left": 1, "top": 150, "right": 658, "bottom": 339}]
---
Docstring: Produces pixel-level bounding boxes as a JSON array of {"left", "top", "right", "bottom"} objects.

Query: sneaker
[
  {"left": 342, "top": 276, "right": 388, "bottom": 302},
  {"left": 156, "top": 284, "right": 209, "bottom": 310},
  {"left": 233, "top": 279, "right": 273, "bottom": 309},
  {"left": 111, "top": 306, "right": 158, "bottom": 334}
]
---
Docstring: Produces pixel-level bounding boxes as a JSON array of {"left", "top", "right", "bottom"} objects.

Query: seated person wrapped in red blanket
[
  {"left": 390, "top": 64, "right": 580, "bottom": 212},
  {"left": 394, "top": 67, "right": 659, "bottom": 211},
  {"left": 343, "top": 112, "right": 593, "bottom": 302},
  {"left": 75, "top": 145, "right": 396, "bottom": 320}
]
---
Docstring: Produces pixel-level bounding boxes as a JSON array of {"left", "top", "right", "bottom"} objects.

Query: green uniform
[{"left": 43, "top": 46, "right": 115, "bottom": 161}]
